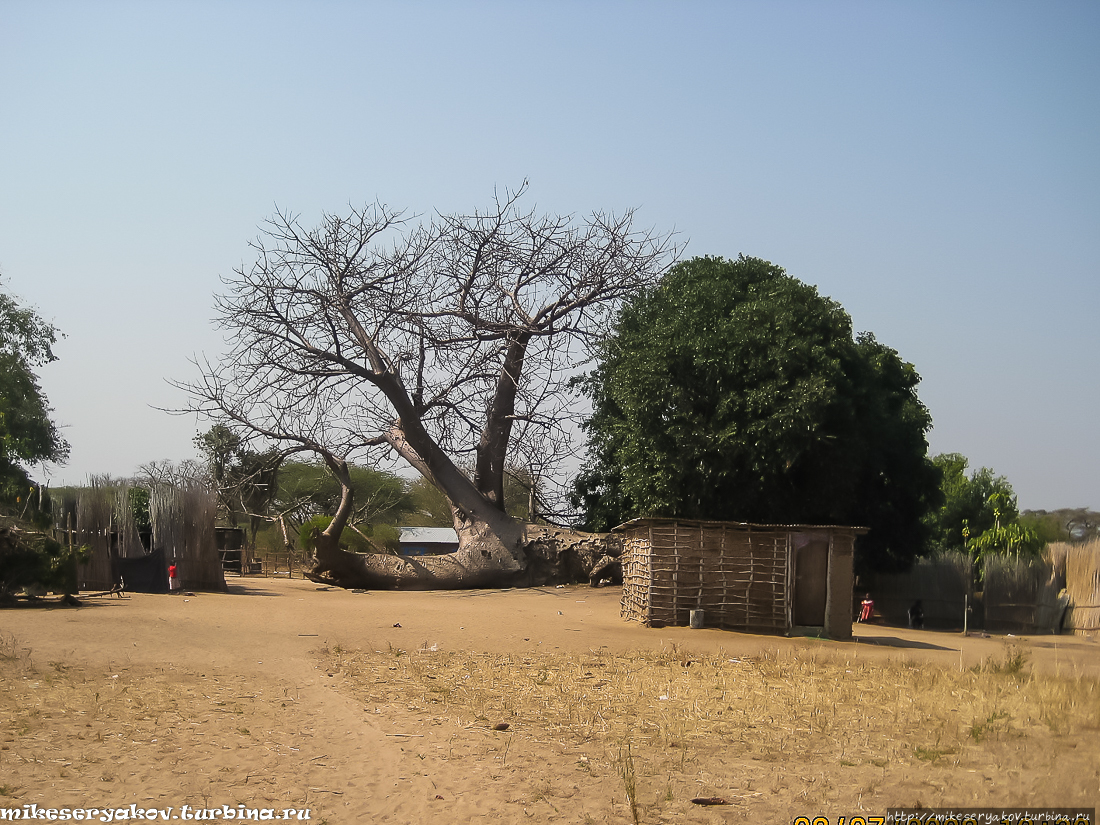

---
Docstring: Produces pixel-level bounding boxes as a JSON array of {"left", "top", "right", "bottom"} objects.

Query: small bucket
[{"left": 689, "top": 609, "right": 705, "bottom": 629}]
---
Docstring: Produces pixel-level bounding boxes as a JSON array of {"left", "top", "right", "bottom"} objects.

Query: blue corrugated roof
[{"left": 399, "top": 527, "right": 459, "bottom": 544}]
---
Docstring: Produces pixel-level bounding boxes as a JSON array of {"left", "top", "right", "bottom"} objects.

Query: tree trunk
[
  {"left": 302, "top": 438, "right": 620, "bottom": 590},
  {"left": 306, "top": 516, "right": 620, "bottom": 590}
]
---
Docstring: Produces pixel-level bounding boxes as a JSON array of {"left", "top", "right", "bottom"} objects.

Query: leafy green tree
[
  {"left": 1017, "top": 511, "right": 1069, "bottom": 545},
  {"left": 0, "top": 517, "right": 88, "bottom": 599},
  {"left": 573, "top": 255, "right": 941, "bottom": 574},
  {"left": 194, "top": 424, "right": 281, "bottom": 549},
  {"left": 969, "top": 482, "right": 1039, "bottom": 561},
  {"left": 0, "top": 285, "right": 69, "bottom": 500},
  {"left": 0, "top": 284, "right": 81, "bottom": 597},
  {"left": 403, "top": 467, "right": 543, "bottom": 528},
  {"left": 923, "top": 453, "right": 1019, "bottom": 554},
  {"left": 404, "top": 476, "right": 455, "bottom": 527},
  {"left": 275, "top": 460, "right": 413, "bottom": 535},
  {"left": 967, "top": 520, "right": 1042, "bottom": 560},
  {"left": 1018, "top": 507, "right": 1098, "bottom": 544}
]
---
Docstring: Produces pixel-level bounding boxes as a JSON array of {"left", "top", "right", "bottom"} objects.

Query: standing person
[
  {"left": 859, "top": 593, "right": 874, "bottom": 623},
  {"left": 168, "top": 563, "right": 181, "bottom": 594},
  {"left": 908, "top": 599, "right": 924, "bottom": 630}
]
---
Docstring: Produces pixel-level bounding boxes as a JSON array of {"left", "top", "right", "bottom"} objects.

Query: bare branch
[{"left": 176, "top": 189, "right": 675, "bottom": 584}]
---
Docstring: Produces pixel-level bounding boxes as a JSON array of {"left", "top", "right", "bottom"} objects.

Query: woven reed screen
[
  {"left": 74, "top": 487, "right": 115, "bottom": 592},
  {"left": 61, "top": 484, "right": 225, "bottom": 594},
  {"left": 619, "top": 520, "right": 791, "bottom": 633},
  {"left": 151, "top": 486, "right": 226, "bottom": 592},
  {"left": 1052, "top": 540, "right": 1100, "bottom": 631}
]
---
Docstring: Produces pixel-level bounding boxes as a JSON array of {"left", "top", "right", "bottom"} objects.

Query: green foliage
[
  {"left": 1020, "top": 507, "right": 1099, "bottom": 543},
  {"left": 403, "top": 476, "right": 454, "bottom": 527},
  {"left": 0, "top": 285, "right": 69, "bottom": 499},
  {"left": 298, "top": 515, "right": 332, "bottom": 552},
  {"left": 276, "top": 460, "right": 413, "bottom": 554},
  {"left": 967, "top": 520, "right": 1043, "bottom": 559},
  {"left": 573, "top": 255, "right": 941, "bottom": 574},
  {"left": 503, "top": 466, "right": 544, "bottom": 522},
  {"left": 194, "top": 424, "right": 241, "bottom": 489},
  {"left": 276, "top": 460, "right": 412, "bottom": 527},
  {"left": 0, "top": 517, "right": 89, "bottom": 597},
  {"left": 370, "top": 523, "right": 402, "bottom": 552},
  {"left": 924, "top": 453, "right": 1046, "bottom": 568},
  {"left": 194, "top": 424, "right": 281, "bottom": 546},
  {"left": 128, "top": 486, "right": 151, "bottom": 532},
  {"left": 298, "top": 514, "right": 392, "bottom": 554},
  {"left": 985, "top": 643, "right": 1029, "bottom": 676},
  {"left": 402, "top": 465, "right": 540, "bottom": 528},
  {"left": 924, "top": 454, "right": 1026, "bottom": 554},
  {"left": 1018, "top": 511, "right": 1070, "bottom": 544},
  {"left": 402, "top": 469, "right": 536, "bottom": 527}
]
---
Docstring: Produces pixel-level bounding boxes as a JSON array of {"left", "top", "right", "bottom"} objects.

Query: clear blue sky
[{"left": 1, "top": 1, "right": 1097, "bottom": 511}]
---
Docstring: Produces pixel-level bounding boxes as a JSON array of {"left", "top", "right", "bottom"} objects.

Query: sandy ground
[{"left": 2, "top": 576, "right": 1098, "bottom": 823}]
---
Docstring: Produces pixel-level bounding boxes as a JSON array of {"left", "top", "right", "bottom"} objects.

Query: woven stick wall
[{"left": 619, "top": 520, "right": 790, "bottom": 633}]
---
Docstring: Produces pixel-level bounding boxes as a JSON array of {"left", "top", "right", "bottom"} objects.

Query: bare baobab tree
[{"left": 183, "top": 186, "right": 676, "bottom": 588}]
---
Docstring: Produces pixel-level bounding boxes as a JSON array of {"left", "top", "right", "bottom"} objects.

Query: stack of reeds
[
  {"left": 1050, "top": 539, "right": 1100, "bottom": 632},
  {"left": 113, "top": 482, "right": 146, "bottom": 560}
]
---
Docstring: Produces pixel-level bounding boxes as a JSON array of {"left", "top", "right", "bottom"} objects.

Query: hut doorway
[{"left": 792, "top": 533, "right": 829, "bottom": 627}]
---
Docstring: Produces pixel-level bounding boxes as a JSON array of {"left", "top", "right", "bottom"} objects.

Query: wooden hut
[{"left": 615, "top": 518, "right": 866, "bottom": 639}]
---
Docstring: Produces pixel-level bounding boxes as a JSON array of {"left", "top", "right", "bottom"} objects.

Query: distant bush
[{"left": 298, "top": 515, "right": 399, "bottom": 554}]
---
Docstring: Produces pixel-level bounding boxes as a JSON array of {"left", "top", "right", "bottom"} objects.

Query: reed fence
[
  {"left": 54, "top": 482, "right": 226, "bottom": 593},
  {"left": 871, "top": 542, "right": 1100, "bottom": 634},
  {"left": 1050, "top": 540, "right": 1100, "bottom": 632}
]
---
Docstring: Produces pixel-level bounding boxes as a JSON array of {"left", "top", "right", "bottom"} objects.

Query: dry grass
[
  {"left": 321, "top": 638, "right": 1100, "bottom": 809},
  {"left": 4, "top": 628, "right": 1098, "bottom": 819},
  {"left": 0, "top": 633, "right": 333, "bottom": 811}
]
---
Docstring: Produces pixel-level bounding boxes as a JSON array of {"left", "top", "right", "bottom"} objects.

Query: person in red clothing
[
  {"left": 168, "top": 563, "right": 181, "bottom": 594},
  {"left": 858, "top": 593, "right": 874, "bottom": 622}
]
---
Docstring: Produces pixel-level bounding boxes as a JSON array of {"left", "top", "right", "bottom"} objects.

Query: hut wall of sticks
[
  {"left": 54, "top": 481, "right": 225, "bottom": 593},
  {"left": 149, "top": 486, "right": 225, "bottom": 592},
  {"left": 614, "top": 518, "right": 865, "bottom": 639}
]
